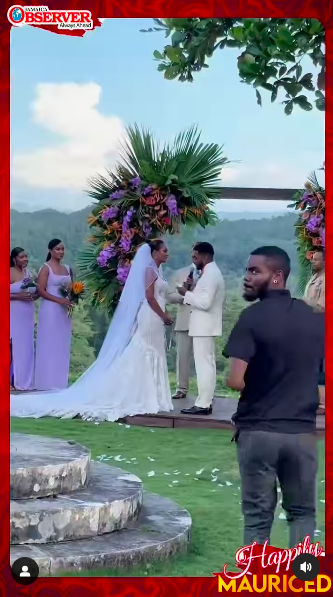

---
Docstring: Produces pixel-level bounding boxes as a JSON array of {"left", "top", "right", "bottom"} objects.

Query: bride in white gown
[{"left": 10, "top": 241, "right": 174, "bottom": 421}]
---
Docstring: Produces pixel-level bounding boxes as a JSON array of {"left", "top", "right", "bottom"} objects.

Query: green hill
[{"left": 11, "top": 207, "right": 298, "bottom": 281}]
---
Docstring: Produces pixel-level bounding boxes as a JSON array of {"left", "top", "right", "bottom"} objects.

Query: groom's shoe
[
  {"left": 172, "top": 391, "right": 187, "bottom": 400},
  {"left": 180, "top": 405, "right": 212, "bottom": 416}
]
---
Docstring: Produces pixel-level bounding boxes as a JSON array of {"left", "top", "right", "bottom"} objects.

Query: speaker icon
[
  {"left": 293, "top": 554, "right": 320, "bottom": 581},
  {"left": 300, "top": 561, "right": 312, "bottom": 573}
]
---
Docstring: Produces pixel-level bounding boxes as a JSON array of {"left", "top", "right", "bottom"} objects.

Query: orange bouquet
[{"left": 60, "top": 280, "right": 85, "bottom": 318}]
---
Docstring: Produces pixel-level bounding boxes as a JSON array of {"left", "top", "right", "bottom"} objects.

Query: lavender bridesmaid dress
[
  {"left": 34, "top": 263, "right": 72, "bottom": 390},
  {"left": 10, "top": 270, "right": 35, "bottom": 390}
]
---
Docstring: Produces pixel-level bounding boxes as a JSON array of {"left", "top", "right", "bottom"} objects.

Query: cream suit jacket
[
  {"left": 184, "top": 261, "right": 224, "bottom": 337},
  {"left": 166, "top": 265, "right": 192, "bottom": 332}
]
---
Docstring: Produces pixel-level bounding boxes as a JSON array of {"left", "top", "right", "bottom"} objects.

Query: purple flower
[
  {"left": 165, "top": 194, "right": 178, "bottom": 216},
  {"left": 117, "top": 263, "right": 131, "bottom": 284},
  {"left": 101, "top": 206, "right": 119, "bottom": 220},
  {"left": 130, "top": 176, "right": 141, "bottom": 187},
  {"left": 110, "top": 189, "right": 126, "bottom": 200},
  {"left": 321, "top": 228, "right": 325, "bottom": 247},
  {"left": 97, "top": 244, "right": 117, "bottom": 267},
  {"left": 120, "top": 236, "right": 131, "bottom": 252},
  {"left": 143, "top": 184, "right": 154, "bottom": 196},
  {"left": 122, "top": 208, "right": 135, "bottom": 232},
  {"left": 302, "top": 192, "right": 312, "bottom": 202},
  {"left": 306, "top": 215, "right": 323, "bottom": 233},
  {"left": 143, "top": 221, "right": 152, "bottom": 237},
  {"left": 308, "top": 198, "right": 319, "bottom": 208}
]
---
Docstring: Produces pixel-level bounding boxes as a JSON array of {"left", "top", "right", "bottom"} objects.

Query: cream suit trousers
[
  {"left": 176, "top": 331, "right": 192, "bottom": 394},
  {"left": 193, "top": 337, "right": 216, "bottom": 408}
]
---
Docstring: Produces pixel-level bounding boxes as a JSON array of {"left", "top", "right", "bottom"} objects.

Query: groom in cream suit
[{"left": 177, "top": 242, "right": 224, "bottom": 415}]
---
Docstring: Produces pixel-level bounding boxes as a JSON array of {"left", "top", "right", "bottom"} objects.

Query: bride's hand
[{"left": 163, "top": 313, "right": 174, "bottom": 326}]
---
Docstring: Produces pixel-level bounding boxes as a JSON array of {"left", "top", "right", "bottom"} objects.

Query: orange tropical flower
[
  {"left": 87, "top": 215, "right": 98, "bottom": 225},
  {"left": 72, "top": 281, "right": 85, "bottom": 295}
]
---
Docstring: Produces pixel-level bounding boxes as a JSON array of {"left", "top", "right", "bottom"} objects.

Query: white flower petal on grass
[
  {"left": 172, "top": 480, "right": 178, "bottom": 484},
  {"left": 147, "top": 457, "right": 155, "bottom": 461},
  {"left": 196, "top": 468, "right": 204, "bottom": 475},
  {"left": 211, "top": 476, "right": 217, "bottom": 482},
  {"left": 315, "top": 529, "right": 321, "bottom": 536},
  {"left": 174, "top": 472, "right": 180, "bottom": 475},
  {"left": 218, "top": 484, "right": 224, "bottom": 487},
  {"left": 164, "top": 472, "right": 170, "bottom": 476},
  {"left": 321, "top": 480, "right": 325, "bottom": 483},
  {"left": 185, "top": 473, "right": 190, "bottom": 476},
  {"left": 278, "top": 512, "right": 286, "bottom": 520},
  {"left": 212, "top": 468, "right": 219, "bottom": 473},
  {"left": 150, "top": 429, "right": 155, "bottom": 433},
  {"left": 118, "top": 423, "right": 123, "bottom": 426},
  {"left": 168, "top": 484, "right": 173, "bottom": 488},
  {"left": 130, "top": 458, "right": 137, "bottom": 461},
  {"left": 114, "top": 455, "right": 122, "bottom": 461},
  {"left": 320, "top": 499, "right": 325, "bottom": 503},
  {"left": 125, "top": 425, "right": 131, "bottom": 428},
  {"left": 194, "top": 478, "right": 199, "bottom": 481},
  {"left": 126, "top": 461, "right": 132, "bottom": 464},
  {"left": 118, "top": 444, "right": 123, "bottom": 447},
  {"left": 147, "top": 471, "right": 155, "bottom": 477},
  {"left": 94, "top": 422, "right": 99, "bottom": 425},
  {"left": 225, "top": 481, "right": 233, "bottom": 487}
]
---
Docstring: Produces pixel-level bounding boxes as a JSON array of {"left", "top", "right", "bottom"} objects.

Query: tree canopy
[{"left": 142, "top": 18, "right": 325, "bottom": 115}]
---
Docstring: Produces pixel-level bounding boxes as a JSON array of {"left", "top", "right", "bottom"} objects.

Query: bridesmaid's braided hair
[
  {"left": 10, "top": 247, "right": 25, "bottom": 267},
  {"left": 46, "top": 238, "right": 62, "bottom": 262}
]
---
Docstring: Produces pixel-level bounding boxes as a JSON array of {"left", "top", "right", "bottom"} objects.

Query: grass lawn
[{"left": 11, "top": 417, "right": 325, "bottom": 577}]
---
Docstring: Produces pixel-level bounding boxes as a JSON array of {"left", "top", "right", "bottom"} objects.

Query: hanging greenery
[
  {"left": 77, "top": 124, "right": 228, "bottom": 314},
  {"left": 289, "top": 164, "right": 325, "bottom": 293}
]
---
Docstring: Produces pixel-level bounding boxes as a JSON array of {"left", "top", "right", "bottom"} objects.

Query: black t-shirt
[{"left": 223, "top": 290, "right": 325, "bottom": 433}]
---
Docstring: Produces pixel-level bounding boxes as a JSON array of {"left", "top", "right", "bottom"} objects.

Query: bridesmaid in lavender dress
[
  {"left": 10, "top": 247, "right": 38, "bottom": 390},
  {"left": 34, "top": 239, "right": 73, "bottom": 391}
]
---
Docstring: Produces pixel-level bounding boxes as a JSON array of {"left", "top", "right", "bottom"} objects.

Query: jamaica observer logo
[{"left": 7, "top": 5, "right": 93, "bottom": 29}]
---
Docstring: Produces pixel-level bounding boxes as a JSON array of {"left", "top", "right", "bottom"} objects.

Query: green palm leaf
[{"left": 78, "top": 124, "right": 228, "bottom": 313}]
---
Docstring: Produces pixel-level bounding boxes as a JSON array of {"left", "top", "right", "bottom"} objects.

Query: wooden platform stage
[
  {"left": 122, "top": 396, "right": 325, "bottom": 437},
  {"left": 11, "top": 391, "right": 324, "bottom": 437}
]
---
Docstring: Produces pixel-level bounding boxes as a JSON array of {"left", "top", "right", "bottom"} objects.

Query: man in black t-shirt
[{"left": 223, "top": 246, "right": 324, "bottom": 548}]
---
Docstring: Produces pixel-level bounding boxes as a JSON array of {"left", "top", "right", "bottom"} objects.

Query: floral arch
[{"left": 77, "top": 125, "right": 228, "bottom": 313}]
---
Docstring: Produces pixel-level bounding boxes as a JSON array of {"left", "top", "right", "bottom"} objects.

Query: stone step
[
  {"left": 11, "top": 463, "right": 143, "bottom": 545},
  {"left": 10, "top": 492, "right": 192, "bottom": 575},
  {"left": 11, "top": 433, "right": 90, "bottom": 499}
]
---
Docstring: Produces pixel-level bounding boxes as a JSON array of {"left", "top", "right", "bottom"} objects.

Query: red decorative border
[{"left": 1, "top": 3, "right": 330, "bottom": 596}]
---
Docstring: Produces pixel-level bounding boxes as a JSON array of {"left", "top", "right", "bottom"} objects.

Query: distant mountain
[
  {"left": 11, "top": 203, "right": 289, "bottom": 221},
  {"left": 10, "top": 207, "right": 299, "bottom": 285},
  {"left": 216, "top": 211, "right": 290, "bottom": 221}
]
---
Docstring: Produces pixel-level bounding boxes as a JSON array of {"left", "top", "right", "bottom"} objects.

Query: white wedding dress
[{"left": 10, "top": 245, "right": 174, "bottom": 422}]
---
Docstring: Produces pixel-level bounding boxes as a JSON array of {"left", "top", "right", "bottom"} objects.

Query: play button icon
[{"left": 292, "top": 553, "right": 320, "bottom": 581}]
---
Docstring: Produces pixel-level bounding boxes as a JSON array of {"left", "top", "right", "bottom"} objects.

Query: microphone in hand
[{"left": 186, "top": 269, "right": 194, "bottom": 290}]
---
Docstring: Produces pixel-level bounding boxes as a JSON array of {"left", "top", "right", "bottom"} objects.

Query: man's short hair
[
  {"left": 251, "top": 246, "right": 291, "bottom": 281},
  {"left": 193, "top": 242, "right": 214, "bottom": 257},
  {"left": 314, "top": 246, "right": 325, "bottom": 259}
]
